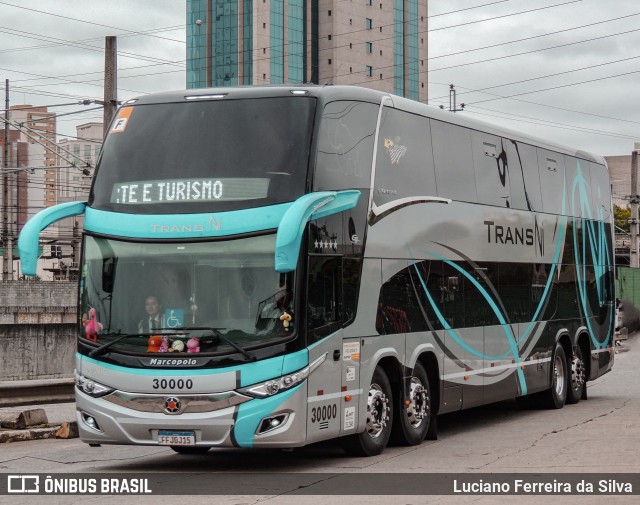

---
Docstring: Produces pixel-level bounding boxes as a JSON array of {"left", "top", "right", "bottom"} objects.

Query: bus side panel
[
  {"left": 443, "top": 326, "right": 484, "bottom": 409},
  {"left": 305, "top": 331, "right": 344, "bottom": 444}
]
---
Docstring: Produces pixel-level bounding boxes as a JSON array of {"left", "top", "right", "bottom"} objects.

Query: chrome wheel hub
[
  {"left": 571, "top": 354, "right": 585, "bottom": 391},
  {"left": 366, "top": 383, "right": 390, "bottom": 438},
  {"left": 553, "top": 353, "right": 566, "bottom": 397},
  {"left": 406, "top": 378, "right": 429, "bottom": 428}
]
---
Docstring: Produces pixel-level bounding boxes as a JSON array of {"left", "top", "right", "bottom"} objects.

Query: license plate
[{"left": 157, "top": 431, "right": 195, "bottom": 446}]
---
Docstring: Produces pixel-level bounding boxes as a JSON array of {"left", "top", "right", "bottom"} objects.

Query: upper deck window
[
  {"left": 91, "top": 97, "right": 316, "bottom": 214},
  {"left": 313, "top": 100, "right": 378, "bottom": 191}
]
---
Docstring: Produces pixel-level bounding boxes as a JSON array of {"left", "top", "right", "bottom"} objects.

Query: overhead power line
[
  {"left": 430, "top": 0, "right": 583, "bottom": 31},
  {"left": 0, "top": 1, "right": 186, "bottom": 44},
  {"left": 431, "top": 25, "right": 640, "bottom": 72},
  {"left": 430, "top": 12, "right": 640, "bottom": 60}
]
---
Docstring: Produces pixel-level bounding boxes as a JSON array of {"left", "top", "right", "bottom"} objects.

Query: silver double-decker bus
[{"left": 20, "top": 85, "right": 614, "bottom": 456}]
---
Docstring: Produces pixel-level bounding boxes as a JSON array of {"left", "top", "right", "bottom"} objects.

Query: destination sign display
[{"left": 111, "top": 178, "right": 269, "bottom": 204}]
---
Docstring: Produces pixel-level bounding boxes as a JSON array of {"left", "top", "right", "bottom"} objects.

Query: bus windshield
[
  {"left": 79, "top": 234, "right": 296, "bottom": 356},
  {"left": 90, "top": 96, "right": 316, "bottom": 214}
]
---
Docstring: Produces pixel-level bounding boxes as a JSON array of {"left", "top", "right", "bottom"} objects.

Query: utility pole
[
  {"left": 438, "top": 85, "right": 465, "bottom": 113},
  {"left": 631, "top": 145, "right": 640, "bottom": 268},
  {"left": 2, "top": 79, "right": 10, "bottom": 279},
  {"left": 103, "top": 36, "right": 118, "bottom": 131}
]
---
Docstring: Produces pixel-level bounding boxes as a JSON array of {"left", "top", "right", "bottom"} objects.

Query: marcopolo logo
[{"left": 148, "top": 358, "right": 198, "bottom": 366}]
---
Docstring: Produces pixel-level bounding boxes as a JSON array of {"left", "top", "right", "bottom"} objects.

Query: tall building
[
  {"left": 56, "top": 122, "right": 102, "bottom": 206},
  {"left": 0, "top": 115, "right": 47, "bottom": 278},
  {"left": 10, "top": 105, "right": 58, "bottom": 208},
  {"left": 186, "top": 0, "right": 428, "bottom": 101},
  {"left": 46, "top": 122, "right": 103, "bottom": 280}
]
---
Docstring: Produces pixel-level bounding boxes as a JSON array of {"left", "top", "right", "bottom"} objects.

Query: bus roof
[{"left": 123, "top": 85, "right": 606, "bottom": 166}]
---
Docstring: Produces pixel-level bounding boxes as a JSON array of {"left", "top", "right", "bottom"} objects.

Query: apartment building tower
[{"left": 187, "top": 0, "right": 427, "bottom": 101}]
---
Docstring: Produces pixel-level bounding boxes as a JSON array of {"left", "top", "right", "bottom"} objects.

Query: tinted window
[
  {"left": 411, "top": 261, "right": 444, "bottom": 331},
  {"left": 589, "top": 162, "right": 612, "bottom": 222},
  {"left": 377, "top": 265, "right": 428, "bottom": 335},
  {"left": 431, "top": 121, "right": 476, "bottom": 202},
  {"left": 92, "top": 97, "right": 315, "bottom": 214},
  {"left": 537, "top": 149, "right": 566, "bottom": 215},
  {"left": 314, "top": 101, "right": 378, "bottom": 191},
  {"left": 564, "top": 156, "right": 591, "bottom": 218},
  {"left": 505, "top": 141, "right": 542, "bottom": 212},
  {"left": 472, "top": 132, "right": 511, "bottom": 207},
  {"left": 307, "top": 256, "right": 343, "bottom": 342},
  {"left": 373, "top": 107, "right": 436, "bottom": 207}
]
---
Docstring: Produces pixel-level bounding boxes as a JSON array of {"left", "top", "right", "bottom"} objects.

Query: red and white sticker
[{"left": 343, "top": 341, "right": 360, "bottom": 361}]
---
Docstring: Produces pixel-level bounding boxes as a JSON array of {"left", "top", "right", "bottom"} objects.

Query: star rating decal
[{"left": 314, "top": 239, "right": 338, "bottom": 251}]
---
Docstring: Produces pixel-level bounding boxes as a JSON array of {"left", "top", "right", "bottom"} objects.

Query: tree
[{"left": 614, "top": 204, "right": 631, "bottom": 233}]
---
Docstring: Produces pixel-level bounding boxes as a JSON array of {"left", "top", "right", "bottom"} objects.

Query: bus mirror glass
[{"left": 102, "top": 257, "right": 117, "bottom": 293}]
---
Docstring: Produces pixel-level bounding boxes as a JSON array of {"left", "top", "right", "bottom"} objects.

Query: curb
[
  {"left": 0, "top": 421, "right": 78, "bottom": 443},
  {"left": 0, "top": 378, "right": 75, "bottom": 408}
]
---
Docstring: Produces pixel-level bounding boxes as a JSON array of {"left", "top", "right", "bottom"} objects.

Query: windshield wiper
[
  {"left": 180, "top": 326, "right": 257, "bottom": 362},
  {"left": 88, "top": 332, "right": 148, "bottom": 358}
]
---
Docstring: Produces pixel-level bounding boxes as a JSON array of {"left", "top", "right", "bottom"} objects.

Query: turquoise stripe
[
  {"left": 419, "top": 251, "right": 527, "bottom": 394},
  {"left": 84, "top": 204, "right": 291, "bottom": 239},
  {"left": 78, "top": 349, "right": 308, "bottom": 386},
  {"left": 572, "top": 162, "right": 612, "bottom": 348}
]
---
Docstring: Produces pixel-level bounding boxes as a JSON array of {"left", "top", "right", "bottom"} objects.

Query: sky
[{"left": 1, "top": 0, "right": 639, "bottom": 156}]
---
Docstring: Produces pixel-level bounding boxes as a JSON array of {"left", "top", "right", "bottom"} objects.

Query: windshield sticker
[
  {"left": 111, "top": 106, "right": 133, "bottom": 133},
  {"left": 111, "top": 178, "right": 269, "bottom": 204},
  {"left": 165, "top": 309, "right": 184, "bottom": 329}
]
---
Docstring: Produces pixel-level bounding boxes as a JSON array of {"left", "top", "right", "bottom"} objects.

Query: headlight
[
  {"left": 238, "top": 367, "right": 310, "bottom": 398},
  {"left": 237, "top": 353, "right": 327, "bottom": 399},
  {"left": 75, "top": 371, "right": 115, "bottom": 398}
]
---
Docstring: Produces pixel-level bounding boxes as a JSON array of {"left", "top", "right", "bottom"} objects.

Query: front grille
[{"left": 103, "top": 390, "right": 250, "bottom": 414}]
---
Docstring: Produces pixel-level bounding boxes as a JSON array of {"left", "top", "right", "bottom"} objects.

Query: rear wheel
[
  {"left": 341, "top": 366, "right": 393, "bottom": 457},
  {"left": 391, "top": 362, "right": 431, "bottom": 446},
  {"left": 566, "top": 345, "right": 586, "bottom": 405},
  {"left": 170, "top": 446, "right": 210, "bottom": 455},
  {"left": 543, "top": 343, "right": 568, "bottom": 409}
]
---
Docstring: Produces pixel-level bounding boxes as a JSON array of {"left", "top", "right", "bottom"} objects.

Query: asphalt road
[{"left": 1, "top": 335, "right": 638, "bottom": 504}]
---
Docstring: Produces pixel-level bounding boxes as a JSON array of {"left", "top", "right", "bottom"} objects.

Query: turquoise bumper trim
[
  {"left": 18, "top": 201, "right": 87, "bottom": 276},
  {"left": 233, "top": 384, "right": 303, "bottom": 447},
  {"left": 78, "top": 349, "right": 308, "bottom": 385}
]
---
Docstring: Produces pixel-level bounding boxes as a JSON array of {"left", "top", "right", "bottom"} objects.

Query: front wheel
[
  {"left": 566, "top": 344, "right": 586, "bottom": 405},
  {"left": 341, "top": 366, "right": 393, "bottom": 457},
  {"left": 391, "top": 362, "right": 431, "bottom": 446}
]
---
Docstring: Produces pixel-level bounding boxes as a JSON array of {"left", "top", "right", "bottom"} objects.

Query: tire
[
  {"left": 566, "top": 344, "right": 586, "bottom": 405},
  {"left": 542, "top": 343, "right": 568, "bottom": 409},
  {"left": 170, "top": 446, "right": 210, "bottom": 455},
  {"left": 341, "top": 366, "right": 393, "bottom": 457},
  {"left": 391, "top": 362, "right": 431, "bottom": 446}
]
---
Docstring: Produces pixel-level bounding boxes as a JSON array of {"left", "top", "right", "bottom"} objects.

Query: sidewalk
[{"left": 0, "top": 402, "right": 78, "bottom": 443}]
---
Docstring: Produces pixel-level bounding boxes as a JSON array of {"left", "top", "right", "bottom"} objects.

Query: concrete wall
[{"left": 0, "top": 281, "right": 77, "bottom": 381}]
